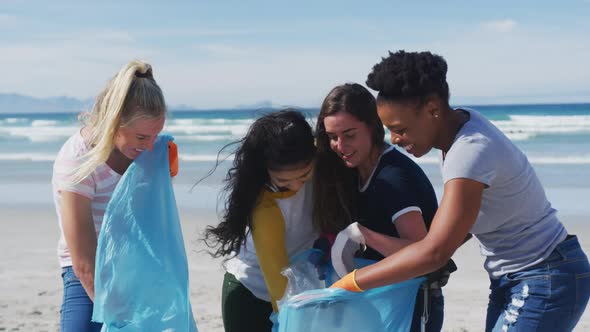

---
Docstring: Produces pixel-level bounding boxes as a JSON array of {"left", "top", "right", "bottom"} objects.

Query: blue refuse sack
[
  {"left": 92, "top": 135, "right": 198, "bottom": 332},
  {"left": 275, "top": 250, "right": 424, "bottom": 332}
]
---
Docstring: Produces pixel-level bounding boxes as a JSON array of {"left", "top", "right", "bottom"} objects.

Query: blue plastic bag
[
  {"left": 92, "top": 135, "right": 198, "bottom": 332},
  {"left": 275, "top": 251, "right": 424, "bottom": 332}
]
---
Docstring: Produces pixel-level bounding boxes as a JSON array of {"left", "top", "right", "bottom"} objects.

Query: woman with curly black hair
[
  {"left": 204, "top": 109, "right": 318, "bottom": 331},
  {"left": 330, "top": 51, "right": 590, "bottom": 331}
]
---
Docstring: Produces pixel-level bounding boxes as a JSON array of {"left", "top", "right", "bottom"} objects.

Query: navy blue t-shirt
[{"left": 358, "top": 146, "right": 438, "bottom": 261}]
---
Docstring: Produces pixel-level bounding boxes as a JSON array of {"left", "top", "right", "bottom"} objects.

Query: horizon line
[{"left": 1, "top": 101, "right": 590, "bottom": 116}]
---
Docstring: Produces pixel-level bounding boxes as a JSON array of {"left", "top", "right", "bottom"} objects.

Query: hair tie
[{"left": 135, "top": 70, "right": 151, "bottom": 78}]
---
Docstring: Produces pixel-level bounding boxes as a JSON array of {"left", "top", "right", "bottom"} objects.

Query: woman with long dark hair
[
  {"left": 314, "top": 83, "right": 446, "bottom": 331},
  {"left": 204, "top": 109, "right": 318, "bottom": 331}
]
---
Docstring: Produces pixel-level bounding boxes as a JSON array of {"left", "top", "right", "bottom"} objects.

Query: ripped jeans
[{"left": 486, "top": 235, "right": 590, "bottom": 332}]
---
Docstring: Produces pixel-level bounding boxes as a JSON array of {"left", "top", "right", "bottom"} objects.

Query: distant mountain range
[
  {"left": 0, "top": 93, "right": 285, "bottom": 114},
  {"left": 0, "top": 93, "right": 95, "bottom": 114}
]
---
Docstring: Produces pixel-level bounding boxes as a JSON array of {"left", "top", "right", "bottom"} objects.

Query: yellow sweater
[
  {"left": 225, "top": 181, "right": 317, "bottom": 312},
  {"left": 252, "top": 189, "right": 295, "bottom": 312}
]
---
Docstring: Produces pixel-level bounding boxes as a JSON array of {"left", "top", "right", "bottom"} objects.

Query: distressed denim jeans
[
  {"left": 60, "top": 266, "right": 103, "bottom": 332},
  {"left": 486, "top": 235, "right": 590, "bottom": 331}
]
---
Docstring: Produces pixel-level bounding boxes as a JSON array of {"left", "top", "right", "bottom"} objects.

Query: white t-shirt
[
  {"left": 52, "top": 131, "right": 122, "bottom": 267},
  {"left": 442, "top": 109, "right": 567, "bottom": 278},
  {"left": 224, "top": 181, "right": 317, "bottom": 302}
]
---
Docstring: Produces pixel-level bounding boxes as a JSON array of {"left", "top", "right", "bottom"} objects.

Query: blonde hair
[{"left": 72, "top": 60, "right": 167, "bottom": 183}]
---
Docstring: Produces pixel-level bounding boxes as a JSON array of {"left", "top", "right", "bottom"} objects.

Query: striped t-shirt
[{"left": 52, "top": 131, "right": 122, "bottom": 267}]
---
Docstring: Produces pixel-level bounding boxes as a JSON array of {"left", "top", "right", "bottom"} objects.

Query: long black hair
[
  {"left": 313, "top": 83, "right": 385, "bottom": 233},
  {"left": 366, "top": 50, "right": 450, "bottom": 107},
  {"left": 204, "top": 109, "right": 316, "bottom": 258}
]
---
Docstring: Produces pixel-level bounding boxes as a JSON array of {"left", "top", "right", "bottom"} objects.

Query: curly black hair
[
  {"left": 204, "top": 109, "right": 316, "bottom": 259},
  {"left": 366, "top": 50, "right": 450, "bottom": 106}
]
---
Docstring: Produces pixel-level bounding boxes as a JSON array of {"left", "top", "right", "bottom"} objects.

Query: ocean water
[{"left": 0, "top": 104, "right": 588, "bottom": 217}]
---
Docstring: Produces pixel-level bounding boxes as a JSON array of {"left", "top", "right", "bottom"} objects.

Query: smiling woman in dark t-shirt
[{"left": 314, "top": 83, "right": 449, "bottom": 332}]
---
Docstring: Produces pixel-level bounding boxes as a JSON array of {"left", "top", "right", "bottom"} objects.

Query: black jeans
[{"left": 222, "top": 272, "right": 274, "bottom": 332}]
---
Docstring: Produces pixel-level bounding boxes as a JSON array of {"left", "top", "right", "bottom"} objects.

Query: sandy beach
[
  {"left": 1, "top": 202, "right": 589, "bottom": 332},
  {"left": 2, "top": 0, "right": 590, "bottom": 329}
]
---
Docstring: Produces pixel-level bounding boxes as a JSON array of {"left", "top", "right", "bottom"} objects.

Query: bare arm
[
  {"left": 360, "top": 211, "right": 427, "bottom": 257},
  {"left": 354, "top": 178, "right": 484, "bottom": 290},
  {"left": 61, "top": 191, "right": 97, "bottom": 300}
]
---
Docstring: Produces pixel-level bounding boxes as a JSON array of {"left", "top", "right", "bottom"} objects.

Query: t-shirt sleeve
[
  {"left": 373, "top": 167, "right": 422, "bottom": 224},
  {"left": 52, "top": 150, "right": 95, "bottom": 200},
  {"left": 442, "top": 135, "right": 497, "bottom": 187},
  {"left": 251, "top": 195, "right": 289, "bottom": 312}
]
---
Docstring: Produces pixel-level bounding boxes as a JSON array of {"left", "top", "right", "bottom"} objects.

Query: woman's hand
[{"left": 329, "top": 269, "right": 364, "bottom": 292}]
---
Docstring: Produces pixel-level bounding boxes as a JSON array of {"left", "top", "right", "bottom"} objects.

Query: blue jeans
[
  {"left": 486, "top": 235, "right": 590, "bottom": 331},
  {"left": 60, "top": 266, "right": 103, "bottom": 332}
]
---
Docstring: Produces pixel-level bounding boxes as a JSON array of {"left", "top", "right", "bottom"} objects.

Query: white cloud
[
  {"left": 156, "top": 48, "right": 376, "bottom": 108},
  {"left": 0, "top": 38, "right": 155, "bottom": 98},
  {"left": 185, "top": 28, "right": 253, "bottom": 37},
  {"left": 90, "top": 30, "right": 135, "bottom": 43},
  {"left": 4, "top": 29, "right": 589, "bottom": 108},
  {"left": 429, "top": 26, "right": 590, "bottom": 104},
  {"left": 38, "top": 29, "right": 136, "bottom": 44},
  {"left": 143, "top": 27, "right": 256, "bottom": 38},
  {"left": 0, "top": 24, "right": 378, "bottom": 108},
  {"left": 194, "top": 44, "right": 255, "bottom": 57},
  {"left": 0, "top": 13, "right": 18, "bottom": 26},
  {"left": 1, "top": 16, "right": 588, "bottom": 108},
  {"left": 481, "top": 19, "right": 517, "bottom": 33}
]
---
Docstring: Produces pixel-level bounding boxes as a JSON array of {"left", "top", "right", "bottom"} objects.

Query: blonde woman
[{"left": 51, "top": 60, "right": 171, "bottom": 331}]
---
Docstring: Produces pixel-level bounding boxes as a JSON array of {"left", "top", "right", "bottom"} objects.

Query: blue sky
[{"left": 1, "top": 0, "right": 589, "bottom": 108}]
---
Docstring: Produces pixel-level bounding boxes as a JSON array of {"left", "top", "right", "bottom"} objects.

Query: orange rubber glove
[
  {"left": 168, "top": 141, "right": 179, "bottom": 177},
  {"left": 329, "top": 269, "right": 364, "bottom": 292}
]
